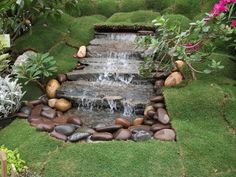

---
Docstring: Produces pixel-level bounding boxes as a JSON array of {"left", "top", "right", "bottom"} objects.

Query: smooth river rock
[
  {"left": 151, "top": 123, "right": 171, "bottom": 132},
  {"left": 95, "top": 125, "right": 123, "bottom": 132},
  {"left": 128, "top": 125, "right": 151, "bottom": 133},
  {"left": 54, "top": 98, "right": 72, "bottom": 112},
  {"left": 57, "top": 73, "right": 67, "bottom": 83},
  {"left": 150, "top": 96, "right": 164, "bottom": 103},
  {"left": 76, "top": 127, "right": 96, "bottom": 134},
  {"left": 54, "top": 124, "right": 76, "bottom": 136},
  {"left": 113, "top": 129, "right": 132, "bottom": 140},
  {"left": 132, "top": 118, "right": 144, "bottom": 126},
  {"left": 157, "top": 108, "right": 170, "bottom": 124},
  {"left": 50, "top": 130, "right": 67, "bottom": 141},
  {"left": 154, "top": 129, "right": 176, "bottom": 141},
  {"left": 164, "top": 72, "right": 183, "bottom": 87},
  {"left": 46, "top": 79, "right": 61, "bottom": 99},
  {"left": 115, "top": 118, "right": 131, "bottom": 128},
  {"left": 20, "top": 106, "right": 32, "bottom": 115},
  {"left": 91, "top": 132, "right": 113, "bottom": 141},
  {"left": 68, "top": 132, "right": 90, "bottom": 142},
  {"left": 132, "top": 130, "right": 152, "bottom": 142},
  {"left": 67, "top": 116, "right": 82, "bottom": 126},
  {"left": 41, "top": 109, "right": 56, "bottom": 119}
]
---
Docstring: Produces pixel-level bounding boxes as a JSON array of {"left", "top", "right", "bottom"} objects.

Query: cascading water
[{"left": 57, "top": 32, "right": 154, "bottom": 126}]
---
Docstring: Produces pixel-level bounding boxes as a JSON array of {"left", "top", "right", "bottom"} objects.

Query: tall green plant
[{"left": 0, "top": 34, "right": 10, "bottom": 73}]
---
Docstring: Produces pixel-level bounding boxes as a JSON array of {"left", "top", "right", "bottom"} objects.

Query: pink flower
[{"left": 231, "top": 19, "right": 236, "bottom": 27}]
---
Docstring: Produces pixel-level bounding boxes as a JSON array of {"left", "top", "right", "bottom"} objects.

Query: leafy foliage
[
  {"left": 0, "top": 76, "right": 24, "bottom": 119},
  {"left": 14, "top": 52, "right": 57, "bottom": 91},
  {"left": 0, "top": 34, "right": 11, "bottom": 74},
  {"left": 0, "top": 146, "right": 26, "bottom": 175}
]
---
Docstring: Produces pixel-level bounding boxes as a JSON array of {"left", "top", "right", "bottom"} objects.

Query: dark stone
[
  {"left": 29, "top": 99, "right": 43, "bottom": 106},
  {"left": 132, "top": 130, "right": 152, "bottom": 142},
  {"left": 76, "top": 127, "right": 96, "bottom": 134},
  {"left": 154, "top": 72, "right": 166, "bottom": 80},
  {"left": 147, "top": 110, "right": 155, "bottom": 118},
  {"left": 42, "top": 105, "right": 52, "bottom": 111},
  {"left": 40, "top": 96, "right": 48, "bottom": 105},
  {"left": 128, "top": 125, "right": 151, "bottom": 133},
  {"left": 157, "top": 108, "right": 170, "bottom": 124},
  {"left": 113, "top": 129, "right": 132, "bottom": 140},
  {"left": 50, "top": 130, "right": 67, "bottom": 141},
  {"left": 150, "top": 96, "right": 164, "bottom": 103},
  {"left": 143, "top": 119, "right": 156, "bottom": 126},
  {"left": 35, "top": 122, "right": 55, "bottom": 132},
  {"left": 95, "top": 125, "right": 122, "bottom": 132},
  {"left": 91, "top": 132, "right": 113, "bottom": 141},
  {"left": 15, "top": 112, "right": 29, "bottom": 118},
  {"left": 20, "top": 106, "right": 32, "bottom": 115},
  {"left": 155, "top": 80, "right": 165, "bottom": 87},
  {"left": 41, "top": 109, "right": 56, "bottom": 119},
  {"left": 134, "top": 108, "right": 144, "bottom": 115},
  {"left": 115, "top": 118, "right": 131, "bottom": 128},
  {"left": 151, "top": 123, "right": 171, "bottom": 132},
  {"left": 56, "top": 111, "right": 64, "bottom": 117},
  {"left": 29, "top": 104, "right": 43, "bottom": 120},
  {"left": 55, "top": 124, "right": 77, "bottom": 136},
  {"left": 68, "top": 132, "right": 90, "bottom": 142},
  {"left": 67, "top": 116, "right": 82, "bottom": 126},
  {"left": 57, "top": 73, "right": 67, "bottom": 83},
  {"left": 154, "top": 129, "right": 176, "bottom": 141},
  {"left": 153, "top": 103, "right": 165, "bottom": 109}
]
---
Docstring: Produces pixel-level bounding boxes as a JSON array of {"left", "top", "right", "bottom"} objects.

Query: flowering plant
[{"left": 137, "top": 0, "right": 236, "bottom": 79}]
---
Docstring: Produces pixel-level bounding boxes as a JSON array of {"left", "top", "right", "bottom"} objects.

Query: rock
[
  {"left": 57, "top": 73, "right": 67, "bottom": 83},
  {"left": 144, "top": 119, "right": 156, "bottom": 126},
  {"left": 173, "top": 60, "right": 185, "bottom": 71},
  {"left": 155, "top": 80, "right": 165, "bottom": 87},
  {"left": 54, "top": 98, "right": 72, "bottom": 112},
  {"left": 147, "top": 110, "right": 155, "bottom": 118},
  {"left": 92, "top": 123, "right": 106, "bottom": 129},
  {"left": 153, "top": 103, "right": 165, "bottom": 109},
  {"left": 35, "top": 122, "right": 55, "bottom": 132},
  {"left": 154, "top": 129, "right": 176, "bottom": 141},
  {"left": 14, "top": 50, "right": 37, "bottom": 67},
  {"left": 42, "top": 105, "right": 52, "bottom": 111},
  {"left": 151, "top": 123, "right": 171, "bottom": 132},
  {"left": 114, "top": 129, "right": 132, "bottom": 140},
  {"left": 40, "top": 96, "right": 48, "bottom": 105},
  {"left": 157, "top": 108, "right": 170, "bottom": 124},
  {"left": 154, "top": 72, "right": 166, "bottom": 80},
  {"left": 15, "top": 112, "right": 29, "bottom": 118},
  {"left": 164, "top": 72, "right": 183, "bottom": 87},
  {"left": 48, "top": 99, "right": 58, "bottom": 108},
  {"left": 54, "top": 124, "right": 76, "bottom": 136},
  {"left": 150, "top": 96, "right": 164, "bottom": 103},
  {"left": 46, "top": 79, "right": 61, "bottom": 99},
  {"left": 68, "top": 132, "right": 90, "bottom": 142},
  {"left": 133, "top": 118, "right": 144, "bottom": 126},
  {"left": 115, "top": 118, "right": 131, "bottom": 128},
  {"left": 20, "top": 106, "right": 32, "bottom": 115},
  {"left": 50, "top": 130, "right": 67, "bottom": 141},
  {"left": 95, "top": 125, "right": 122, "bottom": 132},
  {"left": 144, "top": 106, "right": 155, "bottom": 118},
  {"left": 28, "top": 99, "right": 43, "bottom": 106},
  {"left": 76, "top": 127, "right": 96, "bottom": 134},
  {"left": 128, "top": 125, "right": 151, "bottom": 133},
  {"left": 29, "top": 104, "right": 43, "bottom": 120},
  {"left": 132, "top": 130, "right": 152, "bottom": 142},
  {"left": 91, "top": 132, "right": 113, "bottom": 141},
  {"left": 41, "top": 109, "right": 56, "bottom": 119},
  {"left": 77, "top": 46, "right": 86, "bottom": 58},
  {"left": 67, "top": 116, "right": 82, "bottom": 126},
  {"left": 56, "top": 111, "right": 64, "bottom": 117},
  {"left": 52, "top": 116, "right": 69, "bottom": 125}
]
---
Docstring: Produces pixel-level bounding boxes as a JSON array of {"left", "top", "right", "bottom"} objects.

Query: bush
[
  {"left": 78, "top": 0, "right": 96, "bottom": 16},
  {"left": 96, "top": 0, "right": 119, "bottom": 17},
  {"left": 120, "top": 0, "right": 147, "bottom": 12},
  {"left": 145, "top": 0, "right": 173, "bottom": 11},
  {"left": 0, "top": 76, "right": 24, "bottom": 119}
]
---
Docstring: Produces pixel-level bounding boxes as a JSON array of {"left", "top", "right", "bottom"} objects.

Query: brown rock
[
  {"left": 173, "top": 60, "right": 185, "bottom": 71},
  {"left": 67, "top": 116, "right": 82, "bottom": 126},
  {"left": 115, "top": 118, "right": 131, "bottom": 128},
  {"left": 40, "top": 96, "right": 48, "bottom": 105},
  {"left": 46, "top": 79, "right": 60, "bottom": 98},
  {"left": 35, "top": 122, "right": 55, "bottom": 132},
  {"left": 133, "top": 118, "right": 144, "bottom": 126},
  {"left": 143, "top": 119, "right": 156, "bottom": 126},
  {"left": 28, "top": 99, "right": 43, "bottom": 106},
  {"left": 91, "top": 132, "right": 113, "bottom": 141},
  {"left": 147, "top": 110, "right": 155, "bottom": 118},
  {"left": 76, "top": 127, "right": 96, "bottom": 134},
  {"left": 154, "top": 72, "right": 166, "bottom": 80},
  {"left": 114, "top": 129, "right": 132, "bottom": 140},
  {"left": 153, "top": 103, "right": 165, "bottom": 109},
  {"left": 29, "top": 104, "right": 43, "bottom": 120},
  {"left": 41, "top": 109, "right": 56, "bottom": 119},
  {"left": 164, "top": 72, "right": 183, "bottom": 87},
  {"left": 50, "top": 130, "right": 67, "bottom": 141},
  {"left": 144, "top": 106, "right": 155, "bottom": 117},
  {"left": 154, "top": 129, "right": 176, "bottom": 141},
  {"left": 155, "top": 80, "right": 165, "bottom": 87},
  {"left": 57, "top": 73, "right": 67, "bottom": 83},
  {"left": 128, "top": 125, "right": 151, "bottom": 133},
  {"left": 48, "top": 99, "right": 58, "bottom": 108},
  {"left": 157, "top": 108, "right": 170, "bottom": 124},
  {"left": 15, "top": 112, "right": 29, "bottom": 118},
  {"left": 95, "top": 125, "right": 122, "bottom": 132},
  {"left": 77, "top": 46, "right": 86, "bottom": 58},
  {"left": 53, "top": 116, "right": 69, "bottom": 125},
  {"left": 150, "top": 96, "right": 164, "bottom": 103},
  {"left": 56, "top": 111, "right": 64, "bottom": 117},
  {"left": 54, "top": 98, "right": 72, "bottom": 112},
  {"left": 151, "top": 123, "right": 171, "bottom": 132}
]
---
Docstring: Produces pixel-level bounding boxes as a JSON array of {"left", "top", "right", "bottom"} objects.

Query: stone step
[
  {"left": 94, "top": 32, "right": 137, "bottom": 42},
  {"left": 79, "top": 57, "right": 143, "bottom": 64},
  {"left": 57, "top": 80, "right": 154, "bottom": 111}
]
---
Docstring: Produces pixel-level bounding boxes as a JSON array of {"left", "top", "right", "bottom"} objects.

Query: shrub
[
  {"left": 0, "top": 76, "right": 24, "bottom": 119},
  {"left": 78, "top": 0, "right": 96, "bottom": 16},
  {"left": 0, "top": 34, "right": 11, "bottom": 74},
  {"left": 96, "top": 0, "right": 119, "bottom": 17},
  {"left": 145, "top": 0, "right": 173, "bottom": 11},
  {"left": 120, "top": 0, "right": 147, "bottom": 12}
]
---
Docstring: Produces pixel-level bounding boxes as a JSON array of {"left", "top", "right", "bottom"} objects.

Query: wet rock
[
  {"left": 128, "top": 125, "right": 151, "bottom": 133},
  {"left": 132, "top": 130, "right": 152, "bottom": 142},
  {"left": 114, "top": 129, "right": 132, "bottom": 140},
  {"left": 54, "top": 98, "right": 72, "bottom": 112},
  {"left": 154, "top": 129, "right": 176, "bottom": 141},
  {"left": 147, "top": 110, "right": 155, "bottom": 118},
  {"left": 20, "top": 106, "right": 32, "bottom": 115},
  {"left": 157, "top": 108, "right": 170, "bottom": 124},
  {"left": 143, "top": 119, "right": 156, "bottom": 126},
  {"left": 46, "top": 79, "right": 60, "bottom": 98},
  {"left": 151, "top": 123, "right": 171, "bottom": 132},
  {"left": 95, "top": 125, "right": 122, "bottom": 132},
  {"left": 164, "top": 72, "right": 183, "bottom": 87},
  {"left": 153, "top": 103, "right": 165, "bottom": 109},
  {"left": 68, "top": 132, "right": 90, "bottom": 142},
  {"left": 76, "top": 127, "right": 96, "bottom": 134},
  {"left": 77, "top": 46, "right": 86, "bottom": 58},
  {"left": 150, "top": 96, "right": 164, "bottom": 103},
  {"left": 29, "top": 104, "right": 43, "bottom": 120},
  {"left": 52, "top": 116, "right": 69, "bottom": 125},
  {"left": 133, "top": 118, "right": 144, "bottom": 126},
  {"left": 57, "top": 73, "right": 67, "bottom": 83},
  {"left": 91, "top": 132, "right": 113, "bottom": 141},
  {"left": 144, "top": 106, "right": 155, "bottom": 117},
  {"left": 115, "top": 118, "right": 131, "bottom": 128},
  {"left": 48, "top": 99, "right": 58, "bottom": 108},
  {"left": 67, "top": 116, "right": 82, "bottom": 126},
  {"left": 50, "top": 130, "right": 67, "bottom": 141},
  {"left": 54, "top": 124, "right": 76, "bottom": 136},
  {"left": 41, "top": 109, "right": 56, "bottom": 119}
]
